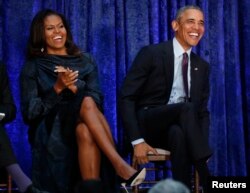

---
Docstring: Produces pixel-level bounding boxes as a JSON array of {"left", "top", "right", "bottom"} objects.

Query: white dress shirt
[{"left": 168, "top": 37, "right": 192, "bottom": 104}]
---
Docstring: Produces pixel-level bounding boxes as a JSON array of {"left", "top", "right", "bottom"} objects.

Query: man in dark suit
[
  {"left": 119, "top": 5, "right": 212, "bottom": 193},
  {"left": 0, "top": 61, "right": 49, "bottom": 193}
]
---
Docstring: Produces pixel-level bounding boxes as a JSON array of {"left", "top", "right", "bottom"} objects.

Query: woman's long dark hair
[{"left": 26, "top": 9, "right": 81, "bottom": 58}]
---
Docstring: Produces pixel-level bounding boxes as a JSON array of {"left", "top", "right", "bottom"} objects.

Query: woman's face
[{"left": 44, "top": 14, "right": 67, "bottom": 55}]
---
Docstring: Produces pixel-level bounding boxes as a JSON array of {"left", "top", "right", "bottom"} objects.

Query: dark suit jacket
[
  {"left": 0, "top": 61, "right": 17, "bottom": 168},
  {"left": 119, "top": 40, "right": 210, "bottom": 142},
  {"left": 0, "top": 62, "right": 16, "bottom": 124}
]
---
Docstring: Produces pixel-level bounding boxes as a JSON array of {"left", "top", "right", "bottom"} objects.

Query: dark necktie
[{"left": 182, "top": 52, "right": 188, "bottom": 98}]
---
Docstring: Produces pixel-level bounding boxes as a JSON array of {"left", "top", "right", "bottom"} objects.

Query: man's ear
[{"left": 171, "top": 20, "right": 178, "bottom": 32}]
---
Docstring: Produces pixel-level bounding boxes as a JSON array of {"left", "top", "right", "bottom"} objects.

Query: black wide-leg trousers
[
  {"left": 0, "top": 125, "right": 17, "bottom": 168},
  {"left": 137, "top": 102, "right": 212, "bottom": 188}
]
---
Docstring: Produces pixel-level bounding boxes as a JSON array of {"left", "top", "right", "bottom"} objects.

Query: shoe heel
[{"left": 121, "top": 168, "right": 146, "bottom": 187}]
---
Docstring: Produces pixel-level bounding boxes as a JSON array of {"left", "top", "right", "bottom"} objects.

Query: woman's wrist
[
  {"left": 53, "top": 84, "right": 64, "bottom": 94},
  {"left": 68, "top": 84, "right": 78, "bottom": 94}
]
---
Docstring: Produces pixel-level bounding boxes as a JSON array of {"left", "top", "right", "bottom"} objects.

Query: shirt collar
[{"left": 173, "top": 37, "right": 192, "bottom": 58}]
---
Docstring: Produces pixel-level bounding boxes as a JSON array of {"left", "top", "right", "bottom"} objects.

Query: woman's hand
[{"left": 54, "top": 66, "right": 79, "bottom": 94}]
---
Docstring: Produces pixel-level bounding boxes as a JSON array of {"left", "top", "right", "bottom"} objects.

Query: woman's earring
[{"left": 41, "top": 47, "right": 44, "bottom": 52}]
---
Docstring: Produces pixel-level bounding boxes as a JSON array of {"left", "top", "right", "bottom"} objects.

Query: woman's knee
[{"left": 81, "top": 96, "right": 97, "bottom": 112}]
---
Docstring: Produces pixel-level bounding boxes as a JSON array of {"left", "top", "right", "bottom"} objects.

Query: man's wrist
[{"left": 131, "top": 138, "right": 145, "bottom": 147}]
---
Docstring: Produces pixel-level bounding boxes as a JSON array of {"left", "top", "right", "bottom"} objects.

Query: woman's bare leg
[
  {"left": 76, "top": 122, "right": 101, "bottom": 179},
  {"left": 96, "top": 109, "right": 115, "bottom": 146},
  {"left": 79, "top": 97, "right": 136, "bottom": 180}
]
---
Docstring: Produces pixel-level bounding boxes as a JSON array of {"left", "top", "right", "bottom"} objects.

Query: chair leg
[
  {"left": 8, "top": 175, "right": 12, "bottom": 193},
  {"left": 0, "top": 171, "right": 12, "bottom": 193},
  {"left": 132, "top": 157, "right": 139, "bottom": 193},
  {"left": 133, "top": 186, "right": 139, "bottom": 193},
  {"left": 163, "top": 165, "right": 168, "bottom": 179},
  {"left": 195, "top": 170, "right": 199, "bottom": 193}
]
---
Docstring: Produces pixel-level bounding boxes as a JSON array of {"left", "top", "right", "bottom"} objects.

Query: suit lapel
[{"left": 162, "top": 41, "right": 174, "bottom": 99}]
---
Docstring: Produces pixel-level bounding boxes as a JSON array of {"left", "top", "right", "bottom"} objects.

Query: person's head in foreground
[{"left": 148, "top": 179, "right": 190, "bottom": 193}]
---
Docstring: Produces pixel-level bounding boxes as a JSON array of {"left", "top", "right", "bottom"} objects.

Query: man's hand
[{"left": 133, "top": 142, "right": 158, "bottom": 164}]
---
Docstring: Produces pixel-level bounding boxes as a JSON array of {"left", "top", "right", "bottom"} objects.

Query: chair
[
  {"left": 132, "top": 148, "right": 171, "bottom": 193},
  {"left": 0, "top": 169, "right": 12, "bottom": 193},
  {"left": 131, "top": 148, "right": 200, "bottom": 193}
]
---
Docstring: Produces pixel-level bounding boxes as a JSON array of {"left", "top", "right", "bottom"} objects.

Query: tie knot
[{"left": 183, "top": 52, "right": 188, "bottom": 60}]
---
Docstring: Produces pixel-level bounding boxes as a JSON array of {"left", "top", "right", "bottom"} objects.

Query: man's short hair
[{"left": 175, "top": 5, "right": 203, "bottom": 21}]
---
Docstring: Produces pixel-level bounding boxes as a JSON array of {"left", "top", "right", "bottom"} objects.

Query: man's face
[{"left": 172, "top": 9, "right": 205, "bottom": 51}]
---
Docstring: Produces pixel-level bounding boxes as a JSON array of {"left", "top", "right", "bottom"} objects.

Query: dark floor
[
  {"left": 120, "top": 187, "right": 149, "bottom": 193},
  {"left": 0, "top": 188, "right": 149, "bottom": 193}
]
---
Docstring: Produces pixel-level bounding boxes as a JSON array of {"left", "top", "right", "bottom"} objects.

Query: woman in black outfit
[{"left": 20, "top": 9, "right": 145, "bottom": 193}]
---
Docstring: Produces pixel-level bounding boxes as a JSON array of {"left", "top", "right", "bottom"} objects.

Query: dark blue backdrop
[{"left": 0, "top": 0, "right": 249, "bottom": 178}]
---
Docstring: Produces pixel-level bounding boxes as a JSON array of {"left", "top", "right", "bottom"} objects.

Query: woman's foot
[{"left": 121, "top": 168, "right": 146, "bottom": 186}]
